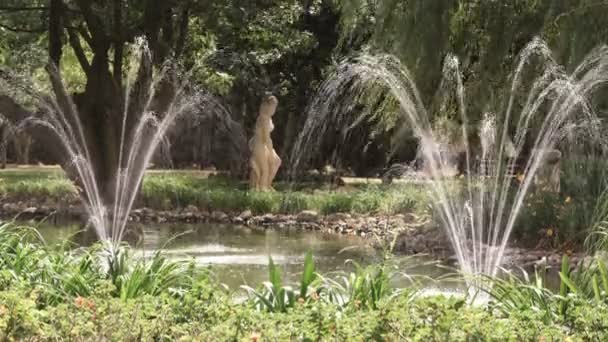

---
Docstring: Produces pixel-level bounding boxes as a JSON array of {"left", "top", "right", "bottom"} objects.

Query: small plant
[
  {"left": 106, "top": 247, "right": 204, "bottom": 300},
  {"left": 315, "top": 247, "right": 408, "bottom": 310},
  {"left": 483, "top": 265, "right": 559, "bottom": 324},
  {"left": 242, "top": 251, "right": 317, "bottom": 312}
]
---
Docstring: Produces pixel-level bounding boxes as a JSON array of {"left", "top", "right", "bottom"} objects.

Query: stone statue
[
  {"left": 533, "top": 148, "right": 561, "bottom": 192},
  {"left": 249, "top": 94, "right": 281, "bottom": 191}
]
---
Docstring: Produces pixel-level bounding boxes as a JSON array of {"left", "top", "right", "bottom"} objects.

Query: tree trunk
[
  {"left": 69, "top": 47, "right": 122, "bottom": 208},
  {"left": 14, "top": 133, "right": 32, "bottom": 165},
  {"left": 0, "top": 124, "right": 7, "bottom": 169},
  {"left": 281, "top": 109, "right": 297, "bottom": 160}
]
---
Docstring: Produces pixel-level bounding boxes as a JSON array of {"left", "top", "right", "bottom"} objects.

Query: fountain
[
  {"left": 0, "top": 39, "right": 244, "bottom": 247},
  {"left": 290, "top": 38, "right": 608, "bottom": 284}
]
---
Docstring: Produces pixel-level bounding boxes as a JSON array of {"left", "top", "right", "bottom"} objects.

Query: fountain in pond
[
  {"left": 0, "top": 40, "right": 245, "bottom": 247},
  {"left": 290, "top": 38, "right": 608, "bottom": 284}
]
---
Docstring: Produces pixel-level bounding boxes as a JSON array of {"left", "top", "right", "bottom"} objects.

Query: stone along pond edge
[{"left": 0, "top": 200, "right": 580, "bottom": 268}]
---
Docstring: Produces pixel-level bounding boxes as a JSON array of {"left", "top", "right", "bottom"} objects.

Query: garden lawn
[{"left": 0, "top": 167, "right": 430, "bottom": 216}]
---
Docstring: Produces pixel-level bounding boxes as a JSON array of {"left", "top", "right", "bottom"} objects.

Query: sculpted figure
[
  {"left": 249, "top": 94, "right": 281, "bottom": 191},
  {"left": 533, "top": 148, "right": 561, "bottom": 192}
]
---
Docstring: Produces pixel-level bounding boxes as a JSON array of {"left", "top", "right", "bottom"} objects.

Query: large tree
[
  {"left": 1, "top": 0, "right": 342, "bottom": 202},
  {"left": 1, "top": 0, "right": 197, "bottom": 207},
  {"left": 302, "top": 0, "right": 608, "bottom": 174}
]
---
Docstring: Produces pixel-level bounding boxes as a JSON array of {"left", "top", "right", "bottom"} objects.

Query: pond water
[{"left": 35, "top": 222, "right": 458, "bottom": 290}]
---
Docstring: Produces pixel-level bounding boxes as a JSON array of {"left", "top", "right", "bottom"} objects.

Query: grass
[
  {"left": 141, "top": 174, "right": 428, "bottom": 215},
  {"left": 0, "top": 168, "right": 76, "bottom": 202},
  {"left": 0, "top": 167, "right": 431, "bottom": 216}
]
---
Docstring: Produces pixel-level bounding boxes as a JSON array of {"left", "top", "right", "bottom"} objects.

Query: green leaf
[
  {"left": 598, "top": 260, "right": 608, "bottom": 294},
  {"left": 559, "top": 271, "right": 580, "bottom": 294},
  {"left": 300, "top": 250, "right": 316, "bottom": 298},
  {"left": 592, "top": 275, "right": 601, "bottom": 301},
  {"left": 268, "top": 255, "right": 282, "bottom": 290},
  {"left": 559, "top": 254, "right": 570, "bottom": 316}
]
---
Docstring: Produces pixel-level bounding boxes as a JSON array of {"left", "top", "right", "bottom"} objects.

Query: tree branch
[
  {"left": 112, "top": 0, "right": 123, "bottom": 88},
  {"left": 49, "top": 0, "right": 63, "bottom": 67},
  {"left": 76, "top": 24, "right": 94, "bottom": 48},
  {"left": 74, "top": 0, "right": 107, "bottom": 45},
  {"left": 143, "top": 0, "right": 169, "bottom": 63},
  {"left": 0, "top": 6, "right": 48, "bottom": 12},
  {"left": 0, "top": 95, "right": 32, "bottom": 124},
  {"left": 67, "top": 27, "right": 91, "bottom": 74},
  {"left": 554, "top": 1, "right": 608, "bottom": 25},
  {"left": 0, "top": 22, "right": 45, "bottom": 33},
  {"left": 174, "top": 7, "right": 190, "bottom": 57},
  {"left": 0, "top": 5, "right": 79, "bottom": 13}
]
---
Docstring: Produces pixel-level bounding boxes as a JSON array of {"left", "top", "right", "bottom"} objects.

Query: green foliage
[
  {"left": 106, "top": 248, "right": 205, "bottom": 301},
  {"left": 337, "top": 0, "right": 608, "bottom": 119},
  {"left": 316, "top": 260, "right": 400, "bottom": 310},
  {"left": 3, "top": 224, "right": 608, "bottom": 339},
  {"left": 242, "top": 251, "right": 317, "bottom": 312},
  {"left": 0, "top": 169, "right": 431, "bottom": 216},
  {"left": 0, "top": 221, "right": 207, "bottom": 306},
  {"left": 242, "top": 256, "right": 294, "bottom": 312},
  {"left": 485, "top": 255, "right": 608, "bottom": 336},
  {"left": 0, "top": 169, "right": 76, "bottom": 202}
]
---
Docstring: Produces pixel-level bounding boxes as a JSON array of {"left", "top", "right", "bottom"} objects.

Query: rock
[
  {"left": 69, "top": 205, "right": 88, "bottom": 218},
  {"left": 296, "top": 210, "right": 319, "bottom": 222},
  {"left": 239, "top": 210, "right": 253, "bottom": 220},
  {"left": 322, "top": 164, "right": 337, "bottom": 175},
  {"left": 326, "top": 212, "right": 351, "bottom": 222},
  {"left": 211, "top": 211, "right": 228, "bottom": 221},
  {"left": 23, "top": 207, "right": 37, "bottom": 214},
  {"left": 38, "top": 205, "right": 54, "bottom": 216},
  {"left": 2, "top": 203, "right": 17, "bottom": 213},
  {"left": 141, "top": 208, "right": 154, "bottom": 219},
  {"left": 402, "top": 213, "right": 418, "bottom": 223},
  {"left": 261, "top": 214, "right": 276, "bottom": 223},
  {"left": 185, "top": 205, "right": 199, "bottom": 213}
]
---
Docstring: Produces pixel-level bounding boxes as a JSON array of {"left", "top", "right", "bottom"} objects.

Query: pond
[{"left": 35, "top": 222, "right": 457, "bottom": 290}]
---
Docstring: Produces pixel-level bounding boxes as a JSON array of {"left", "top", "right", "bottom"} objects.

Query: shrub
[{"left": 2, "top": 224, "right": 608, "bottom": 340}]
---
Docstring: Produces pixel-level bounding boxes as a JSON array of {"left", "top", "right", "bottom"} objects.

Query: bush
[{"left": 2, "top": 224, "right": 608, "bottom": 340}]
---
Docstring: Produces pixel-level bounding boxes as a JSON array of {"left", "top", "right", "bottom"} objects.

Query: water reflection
[{"left": 34, "top": 222, "right": 452, "bottom": 289}]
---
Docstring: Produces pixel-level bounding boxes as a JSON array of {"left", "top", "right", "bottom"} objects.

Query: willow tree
[
  {"left": 314, "top": 0, "right": 608, "bottom": 173},
  {"left": 338, "top": 0, "right": 608, "bottom": 118}
]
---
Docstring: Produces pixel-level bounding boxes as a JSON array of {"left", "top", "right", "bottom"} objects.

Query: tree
[
  {"left": 312, "top": 0, "right": 608, "bottom": 173},
  {"left": 1, "top": 0, "right": 197, "bottom": 208},
  {"left": 182, "top": 0, "right": 340, "bottom": 164}
]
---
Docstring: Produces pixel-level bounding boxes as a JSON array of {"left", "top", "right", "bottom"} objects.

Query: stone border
[{"left": 1, "top": 201, "right": 449, "bottom": 253}]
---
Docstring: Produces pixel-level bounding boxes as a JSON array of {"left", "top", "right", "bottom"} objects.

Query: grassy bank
[
  {"left": 1, "top": 222, "right": 608, "bottom": 340},
  {"left": 0, "top": 167, "right": 430, "bottom": 216},
  {"left": 1, "top": 165, "right": 605, "bottom": 248}
]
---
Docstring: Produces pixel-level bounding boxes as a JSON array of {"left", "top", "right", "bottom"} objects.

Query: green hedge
[{"left": 3, "top": 285, "right": 607, "bottom": 341}]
